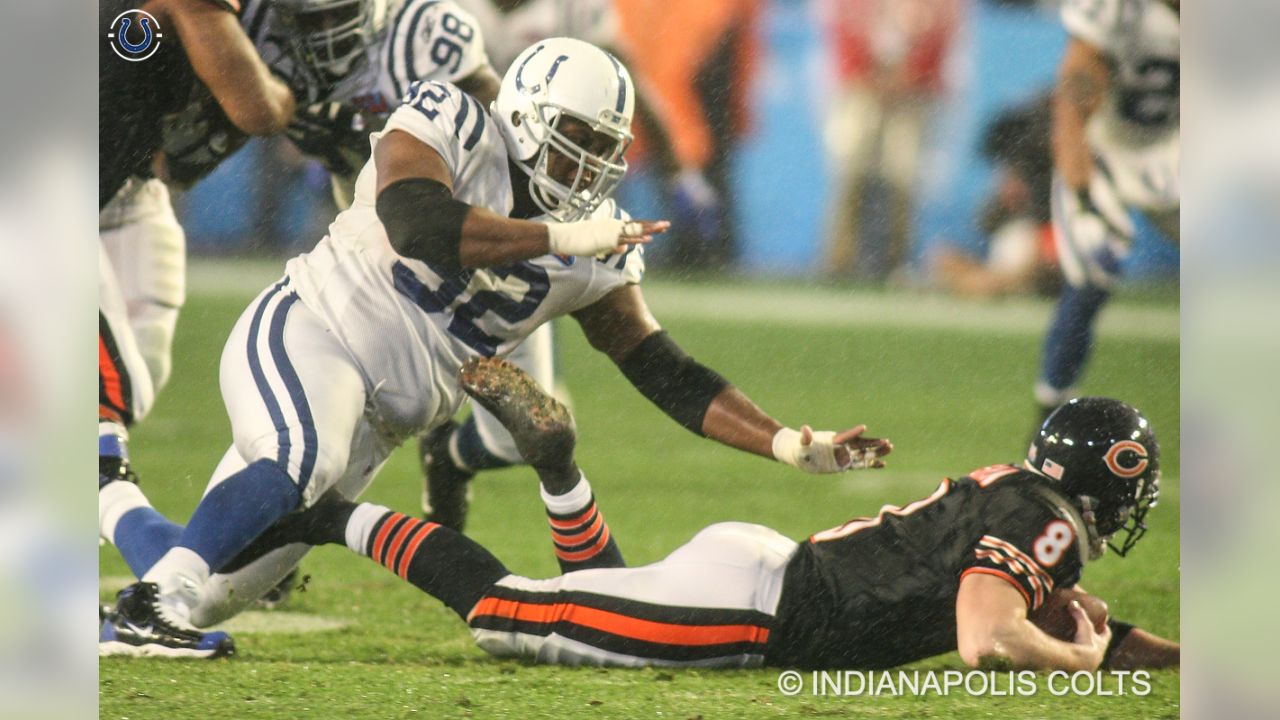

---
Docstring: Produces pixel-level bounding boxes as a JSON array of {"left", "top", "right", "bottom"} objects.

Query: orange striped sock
[
  {"left": 542, "top": 476, "right": 624, "bottom": 572},
  {"left": 360, "top": 508, "right": 509, "bottom": 617}
]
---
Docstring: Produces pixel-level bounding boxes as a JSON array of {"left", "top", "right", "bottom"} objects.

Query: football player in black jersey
[
  {"left": 237, "top": 359, "right": 1177, "bottom": 671},
  {"left": 99, "top": 0, "right": 295, "bottom": 658}
]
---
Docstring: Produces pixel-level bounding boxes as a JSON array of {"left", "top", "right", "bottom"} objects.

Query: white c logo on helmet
[{"left": 1104, "top": 440, "right": 1148, "bottom": 478}]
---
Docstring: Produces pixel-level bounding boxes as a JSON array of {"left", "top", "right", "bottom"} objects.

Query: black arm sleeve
[
  {"left": 1101, "top": 619, "right": 1137, "bottom": 669},
  {"left": 375, "top": 178, "right": 471, "bottom": 272},
  {"left": 616, "top": 331, "right": 730, "bottom": 436}
]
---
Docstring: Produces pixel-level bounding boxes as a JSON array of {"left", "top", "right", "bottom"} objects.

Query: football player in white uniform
[
  {"left": 99, "top": 38, "right": 891, "bottom": 658},
  {"left": 421, "top": 0, "right": 721, "bottom": 532},
  {"left": 1034, "top": 0, "right": 1179, "bottom": 417}
]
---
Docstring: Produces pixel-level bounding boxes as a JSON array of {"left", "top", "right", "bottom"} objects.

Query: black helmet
[{"left": 1027, "top": 397, "right": 1160, "bottom": 557}]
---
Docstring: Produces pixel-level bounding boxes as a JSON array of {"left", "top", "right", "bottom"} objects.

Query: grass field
[{"left": 100, "top": 263, "right": 1180, "bottom": 719}]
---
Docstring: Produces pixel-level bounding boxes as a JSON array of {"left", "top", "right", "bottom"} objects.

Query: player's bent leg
[
  {"left": 193, "top": 429, "right": 390, "bottom": 625},
  {"left": 132, "top": 279, "right": 366, "bottom": 634},
  {"left": 99, "top": 178, "right": 186, "bottom": 399},
  {"left": 469, "top": 522, "right": 795, "bottom": 668},
  {"left": 1035, "top": 283, "right": 1110, "bottom": 414},
  {"left": 99, "top": 243, "right": 155, "bottom": 425},
  {"left": 1034, "top": 175, "right": 1129, "bottom": 416},
  {"left": 460, "top": 357, "right": 624, "bottom": 571}
]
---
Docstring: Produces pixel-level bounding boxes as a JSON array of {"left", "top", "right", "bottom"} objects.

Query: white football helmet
[
  {"left": 494, "top": 38, "right": 635, "bottom": 222},
  {"left": 272, "top": 0, "right": 387, "bottom": 82}
]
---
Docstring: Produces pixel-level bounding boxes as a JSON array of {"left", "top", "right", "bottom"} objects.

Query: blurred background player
[
  {"left": 928, "top": 91, "right": 1061, "bottom": 298},
  {"left": 157, "top": 0, "right": 501, "bottom": 202},
  {"left": 99, "top": 0, "right": 294, "bottom": 539},
  {"left": 100, "top": 0, "right": 500, "bottom": 604},
  {"left": 820, "top": 0, "right": 961, "bottom": 282},
  {"left": 1033, "top": 0, "right": 1179, "bottom": 419},
  {"left": 611, "top": 0, "right": 761, "bottom": 270},
  {"left": 269, "top": 360, "right": 1177, "bottom": 672},
  {"left": 420, "top": 0, "right": 735, "bottom": 529}
]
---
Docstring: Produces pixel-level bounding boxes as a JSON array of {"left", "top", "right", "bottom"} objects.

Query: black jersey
[
  {"left": 99, "top": 0, "right": 238, "bottom": 208},
  {"left": 765, "top": 465, "right": 1088, "bottom": 669}
]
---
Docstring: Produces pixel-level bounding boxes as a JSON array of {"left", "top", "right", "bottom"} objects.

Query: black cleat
[
  {"left": 458, "top": 358, "right": 576, "bottom": 470},
  {"left": 99, "top": 455, "right": 139, "bottom": 490},
  {"left": 99, "top": 582, "right": 235, "bottom": 659},
  {"left": 420, "top": 420, "right": 474, "bottom": 531}
]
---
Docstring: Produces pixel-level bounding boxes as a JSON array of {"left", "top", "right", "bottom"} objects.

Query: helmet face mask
[
  {"left": 496, "top": 38, "right": 636, "bottom": 222},
  {"left": 273, "top": 0, "right": 382, "bottom": 86},
  {"left": 1026, "top": 397, "right": 1161, "bottom": 559},
  {"left": 524, "top": 105, "right": 631, "bottom": 221},
  {"left": 1106, "top": 473, "right": 1159, "bottom": 556}
]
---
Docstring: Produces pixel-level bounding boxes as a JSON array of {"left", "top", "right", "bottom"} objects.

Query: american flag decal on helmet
[{"left": 1041, "top": 457, "right": 1065, "bottom": 480}]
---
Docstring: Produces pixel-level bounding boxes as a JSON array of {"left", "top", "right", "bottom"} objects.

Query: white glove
[
  {"left": 772, "top": 426, "right": 883, "bottom": 474},
  {"left": 545, "top": 218, "right": 645, "bottom": 257}
]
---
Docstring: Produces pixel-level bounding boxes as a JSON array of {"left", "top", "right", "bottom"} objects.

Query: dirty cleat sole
[{"left": 458, "top": 358, "right": 576, "bottom": 469}]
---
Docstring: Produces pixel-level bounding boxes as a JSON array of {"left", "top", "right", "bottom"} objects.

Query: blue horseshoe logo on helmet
[
  {"left": 514, "top": 45, "right": 570, "bottom": 95},
  {"left": 108, "top": 10, "right": 164, "bottom": 62}
]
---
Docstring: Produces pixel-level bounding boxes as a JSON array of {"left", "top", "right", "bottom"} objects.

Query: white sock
[
  {"left": 141, "top": 547, "right": 211, "bottom": 625},
  {"left": 345, "top": 503, "right": 393, "bottom": 556},
  {"left": 539, "top": 471, "right": 592, "bottom": 515},
  {"left": 99, "top": 480, "right": 150, "bottom": 544}
]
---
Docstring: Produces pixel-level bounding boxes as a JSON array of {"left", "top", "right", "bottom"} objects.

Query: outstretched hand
[
  {"left": 826, "top": 424, "right": 893, "bottom": 470},
  {"left": 773, "top": 425, "right": 893, "bottom": 474},
  {"left": 546, "top": 218, "right": 670, "bottom": 257}
]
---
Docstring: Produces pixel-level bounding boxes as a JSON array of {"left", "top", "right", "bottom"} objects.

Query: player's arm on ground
[
  {"left": 956, "top": 572, "right": 1110, "bottom": 672},
  {"left": 1103, "top": 623, "right": 1180, "bottom": 670},
  {"left": 373, "top": 130, "right": 664, "bottom": 268},
  {"left": 571, "top": 285, "right": 891, "bottom": 472},
  {"left": 160, "top": 0, "right": 294, "bottom": 135},
  {"left": 1052, "top": 37, "right": 1110, "bottom": 192},
  {"left": 1065, "top": 583, "right": 1179, "bottom": 670}
]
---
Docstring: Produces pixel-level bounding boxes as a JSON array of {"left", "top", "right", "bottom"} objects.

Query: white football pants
[{"left": 99, "top": 178, "right": 185, "bottom": 424}]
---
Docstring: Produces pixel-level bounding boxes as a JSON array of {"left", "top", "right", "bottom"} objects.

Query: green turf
[{"left": 100, "top": 275, "right": 1179, "bottom": 719}]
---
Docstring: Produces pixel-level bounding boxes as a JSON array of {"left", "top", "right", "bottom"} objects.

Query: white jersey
[
  {"left": 451, "top": 0, "right": 619, "bottom": 72},
  {"left": 284, "top": 80, "right": 644, "bottom": 441},
  {"left": 241, "top": 0, "right": 491, "bottom": 118},
  {"left": 1061, "top": 0, "right": 1179, "bottom": 132}
]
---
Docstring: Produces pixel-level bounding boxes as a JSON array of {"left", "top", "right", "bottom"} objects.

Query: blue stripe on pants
[
  {"left": 246, "top": 280, "right": 290, "bottom": 470},
  {"left": 266, "top": 293, "right": 318, "bottom": 492}
]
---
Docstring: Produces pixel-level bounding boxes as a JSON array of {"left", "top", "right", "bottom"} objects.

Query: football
[{"left": 1029, "top": 587, "right": 1109, "bottom": 641}]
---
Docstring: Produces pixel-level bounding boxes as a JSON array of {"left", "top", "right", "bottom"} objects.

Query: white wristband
[
  {"left": 772, "top": 427, "right": 845, "bottom": 474},
  {"left": 771, "top": 427, "right": 802, "bottom": 465},
  {"left": 546, "top": 218, "right": 642, "bottom": 257}
]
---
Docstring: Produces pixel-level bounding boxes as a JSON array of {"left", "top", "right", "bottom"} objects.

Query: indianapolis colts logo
[
  {"left": 107, "top": 9, "right": 164, "bottom": 62},
  {"left": 514, "top": 45, "right": 570, "bottom": 95},
  {"left": 1104, "top": 440, "right": 1149, "bottom": 479}
]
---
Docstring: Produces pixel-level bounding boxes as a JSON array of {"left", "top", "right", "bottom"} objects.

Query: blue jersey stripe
[
  {"left": 453, "top": 91, "right": 471, "bottom": 138},
  {"left": 463, "top": 95, "right": 486, "bottom": 150},
  {"left": 401, "top": 0, "right": 437, "bottom": 98},
  {"left": 266, "top": 292, "right": 318, "bottom": 492},
  {"left": 386, "top": 0, "right": 418, "bottom": 100}
]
